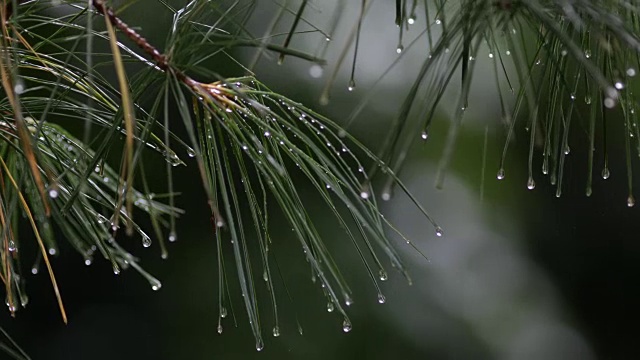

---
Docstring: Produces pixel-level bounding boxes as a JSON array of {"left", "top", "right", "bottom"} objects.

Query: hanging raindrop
[
  {"left": 273, "top": 326, "right": 281, "bottom": 337},
  {"left": 348, "top": 78, "right": 356, "bottom": 92},
  {"left": 602, "top": 168, "right": 611, "bottom": 180},
  {"left": 377, "top": 294, "right": 386, "bottom": 304},
  {"left": 379, "top": 269, "right": 388, "bottom": 281},
  {"left": 628, "top": 195, "right": 636, "bottom": 207},
  {"left": 151, "top": 280, "right": 162, "bottom": 291},
  {"left": 497, "top": 168, "right": 505, "bottom": 180},
  {"left": 342, "top": 319, "right": 352, "bottom": 333},
  {"left": 345, "top": 295, "right": 353, "bottom": 306},
  {"left": 527, "top": 177, "right": 536, "bottom": 190},
  {"left": 142, "top": 235, "right": 152, "bottom": 248},
  {"left": 435, "top": 226, "right": 443, "bottom": 237},
  {"left": 327, "top": 301, "right": 334, "bottom": 312}
]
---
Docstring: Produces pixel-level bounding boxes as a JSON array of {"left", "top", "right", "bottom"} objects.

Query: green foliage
[{"left": 1, "top": 0, "right": 640, "bottom": 356}]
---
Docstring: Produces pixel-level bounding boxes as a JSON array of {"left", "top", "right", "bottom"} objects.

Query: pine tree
[{"left": 1, "top": 0, "right": 639, "bottom": 357}]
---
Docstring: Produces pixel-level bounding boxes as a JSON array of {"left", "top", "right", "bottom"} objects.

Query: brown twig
[{"left": 91, "top": 0, "right": 198, "bottom": 87}]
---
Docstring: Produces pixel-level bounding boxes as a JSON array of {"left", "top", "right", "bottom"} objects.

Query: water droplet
[
  {"left": 360, "top": 191, "right": 369, "bottom": 199},
  {"left": 48, "top": 189, "right": 58, "bottom": 198},
  {"left": 309, "top": 64, "right": 323, "bottom": 78},
  {"left": 435, "top": 226, "right": 443, "bottom": 237},
  {"left": 347, "top": 79, "right": 356, "bottom": 92},
  {"left": 273, "top": 326, "right": 280, "bottom": 337},
  {"left": 342, "top": 319, "right": 352, "bottom": 333},
  {"left": 48, "top": 248, "right": 56, "bottom": 255},
  {"left": 435, "top": 18, "right": 441, "bottom": 25},
  {"left": 421, "top": 131, "right": 428, "bottom": 140},
  {"left": 264, "top": 131, "right": 271, "bottom": 137},
  {"left": 496, "top": 168, "right": 505, "bottom": 180},
  {"left": 14, "top": 79, "right": 25, "bottom": 94},
  {"left": 602, "top": 168, "right": 610, "bottom": 179},
  {"left": 615, "top": 81, "right": 625, "bottom": 90},
  {"left": 151, "top": 280, "right": 162, "bottom": 291},
  {"left": 325, "top": 36, "right": 331, "bottom": 42},
  {"left": 604, "top": 97, "right": 616, "bottom": 108},
  {"left": 168, "top": 231, "right": 177, "bottom": 242},
  {"left": 187, "top": 148, "right": 196, "bottom": 157},
  {"left": 142, "top": 236, "right": 152, "bottom": 248},
  {"left": 584, "top": 49, "right": 591, "bottom": 58},
  {"left": 327, "top": 301, "right": 334, "bottom": 312},
  {"left": 564, "top": 146, "right": 570, "bottom": 155},
  {"left": 628, "top": 195, "right": 636, "bottom": 207},
  {"left": 217, "top": 324, "right": 223, "bottom": 334},
  {"left": 560, "top": 49, "right": 568, "bottom": 56},
  {"left": 527, "top": 177, "right": 536, "bottom": 190},
  {"left": 381, "top": 191, "right": 391, "bottom": 201},
  {"left": 168, "top": 152, "right": 182, "bottom": 166},
  {"left": 221, "top": 307, "right": 228, "bottom": 318},
  {"left": 585, "top": 96, "right": 592, "bottom": 104},
  {"left": 216, "top": 220, "right": 225, "bottom": 228},
  {"left": 505, "top": 50, "right": 511, "bottom": 56},
  {"left": 345, "top": 295, "right": 353, "bottom": 306},
  {"left": 263, "top": 270, "right": 269, "bottom": 282},
  {"left": 586, "top": 187, "right": 593, "bottom": 197},
  {"left": 31, "top": 267, "right": 38, "bottom": 275},
  {"left": 377, "top": 294, "right": 386, "bottom": 304},
  {"left": 379, "top": 269, "right": 388, "bottom": 281},
  {"left": 570, "top": 93, "right": 576, "bottom": 101},
  {"left": 84, "top": 258, "right": 92, "bottom": 266},
  {"left": 627, "top": 68, "right": 636, "bottom": 77},
  {"left": 407, "top": 17, "right": 415, "bottom": 25},
  {"left": 256, "top": 340, "right": 264, "bottom": 352},
  {"left": 488, "top": 53, "right": 494, "bottom": 59},
  {"left": 8, "top": 240, "right": 16, "bottom": 252},
  {"left": 396, "top": 45, "right": 404, "bottom": 54}
]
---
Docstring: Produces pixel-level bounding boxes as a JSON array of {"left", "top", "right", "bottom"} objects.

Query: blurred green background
[{"left": 2, "top": 1, "right": 640, "bottom": 359}]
